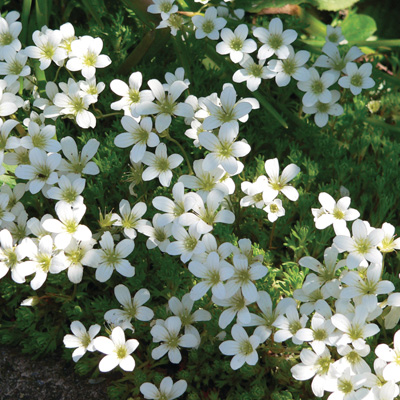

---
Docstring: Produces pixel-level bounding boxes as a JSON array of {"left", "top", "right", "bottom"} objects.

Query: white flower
[
  {"left": 15, "top": 148, "right": 61, "bottom": 194},
  {"left": 219, "top": 324, "right": 260, "bottom": 370},
  {"left": 189, "top": 251, "right": 234, "bottom": 300},
  {"left": 267, "top": 46, "right": 310, "bottom": 86},
  {"left": 111, "top": 199, "right": 148, "bottom": 240},
  {"left": 334, "top": 344, "right": 371, "bottom": 375},
  {"left": 331, "top": 305, "right": 380, "bottom": 349},
  {"left": 24, "top": 29, "right": 65, "bottom": 70},
  {"left": 263, "top": 198, "right": 285, "bottom": 222},
  {"left": 79, "top": 76, "right": 105, "bottom": 101},
  {"left": 192, "top": 7, "right": 226, "bottom": 40},
  {"left": 0, "top": 82, "right": 21, "bottom": 116},
  {"left": 167, "top": 224, "right": 205, "bottom": 263},
  {"left": 150, "top": 316, "right": 198, "bottom": 364},
  {"left": 379, "top": 222, "right": 400, "bottom": 253},
  {"left": 253, "top": 17, "right": 297, "bottom": 60},
  {"left": 140, "top": 377, "right": 187, "bottom": 400},
  {"left": 339, "top": 62, "right": 375, "bottom": 95},
  {"left": 58, "top": 22, "right": 76, "bottom": 57},
  {"left": 340, "top": 263, "right": 394, "bottom": 312},
  {"left": 63, "top": 321, "right": 100, "bottom": 362},
  {"left": 333, "top": 219, "right": 384, "bottom": 269},
  {"left": 263, "top": 157, "right": 300, "bottom": 202},
  {"left": 0, "top": 229, "right": 33, "bottom": 283},
  {"left": 296, "top": 313, "right": 337, "bottom": 354},
  {"left": 66, "top": 36, "right": 111, "bottom": 79},
  {"left": 147, "top": 0, "right": 178, "bottom": 19},
  {"left": 314, "top": 43, "right": 363, "bottom": 81},
  {"left": 273, "top": 305, "right": 308, "bottom": 345},
  {"left": 104, "top": 285, "right": 154, "bottom": 328},
  {"left": 20, "top": 121, "right": 61, "bottom": 152},
  {"left": 0, "top": 193, "right": 15, "bottom": 225},
  {"left": 199, "top": 123, "right": 251, "bottom": 175},
  {"left": 299, "top": 247, "right": 343, "bottom": 297},
  {"left": 232, "top": 55, "right": 273, "bottom": 92},
  {"left": 325, "top": 25, "right": 345, "bottom": 45},
  {"left": 291, "top": 347, "right": 338, "bottom": 397},
  {"left": 93, "top": 326, "right": 139, "bottom": 372},
  {"left": 242, "top": 294, "right": 295, "bottom": 343},
  {"left": 0, "top": 119, "right": 19, "bottom": 154},
  {"left": 168, "top": 293, "right": 211, "bottom": 337},
  {"left": 110, "top": 71, "right": 154, "bottom": 117},
  {"left": 50, "top": 238, "right": 96, "bottom": 284},
  {"left": 180, "top": 189, "right": 235, "bottom": 234},
  {"left": 216, "top": 24, "right": 257, "bottom": 63},
  {"left": 225, "top": 254, "right": 267, "bottom": 302},
  {"left": 35, "top": 81, "right": 60, "bottom": 115},
  {"left": 190, "top": 234, "right": 233, "bottom": 265},
  {"left": 240, "top": 175, "right": 268, "bottom": 209},
  {"left": 142, "top": 143, "right": 183, "bottom": 187},
  {"left": 326, "top": 368, "right": 369, "bottom": 400},
  {"left": 42, "top": 202, "right": 92, "bottom": 249},
  {"left": 156, "top": 13, "right": 184, "bottom": 37},
  {"left": 202, "top": 85, "right": 253, "bottom": 131},
  {"left": 303, "top": 90, "right": 344, "bottom": 127},
  {"left": 313, "top": 192, "right": 360, "bottom": 235},
  {"left": 0, "top": 11, "right": 22, "bottom": 59},
  {"left": 114, "top": 116, "right": 159, "bottom": 163},
  {"left": 163, "top": 67, "right": 190, "bottom": 91},
  {"left": 297, "top": 68, "right": 336, "bottom": 107},
  {"left": 136, "top": 79, "right": 193, "bottom": 133},
  {"left": 213, "top": 289, "right": 252, "bottom": 328},
  {"left": 52, "top": 79, "right": 97, "bottom": 128},
  {"left": 58, "top": 136, "right": 99, "bottom": 175},
  {"left": 85, "top": 231, "right": 135, "bottom": 282},
  {"left": 152, "top": 182, "right": 198, "bottom": 226},
  {"left": 179, "top": 159, "right": 234, "bottom": 201},
  {"left": 375, "top": 331, "right": 400, "bottom": 383},
  {"left": 23, "top": 235, "right": 64, "bottom": 290},
  {"left": 140, "top": 214, "right": 172, "bottom": 252},
  {"left": 0, "top": 48, "right": 30, "bottom": 85},
  {"left": 46, "top": 174, "right": 85, "bottom": 207}
]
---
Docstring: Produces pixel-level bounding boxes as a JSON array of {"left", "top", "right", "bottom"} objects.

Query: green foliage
[
  {"left": 341, "top": 13, "right": 377, "bottom": 41},
  {"left": 0, "top": 1, "right": 399, "bottom": 400}
]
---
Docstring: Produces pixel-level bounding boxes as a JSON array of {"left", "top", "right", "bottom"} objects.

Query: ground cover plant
[{"left": 0, "top": 0, "right": 400, "bottom": 399}]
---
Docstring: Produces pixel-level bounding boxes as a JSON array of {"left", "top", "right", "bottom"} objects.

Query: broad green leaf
[
  {"left": 341, "top": 14, "right": 377, "bottom": 41},
  {"left": 21, "top": 0, "right": 33, "bottom": 45},
  {"left": 234, "top": 0, "right": 305, "bottom": 13},
  {"left": 35, "top": 0, "right": 52, "bottom": 29},
  {"left": 312, "top": 0, "right": 359, "bottom": 11}
]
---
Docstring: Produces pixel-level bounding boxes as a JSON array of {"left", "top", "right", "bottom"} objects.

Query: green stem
[
  {"left": 66, "top": 68, "right": 77, "bottom": 82},
  {"left": 269, "top": 220, "right": 277, "bottom": 250},
  {"left": 165, "top": 133, "right": 194, "bottom": 175},
  {"left": 54, "top": 66, "right": 62, "bottom": 82},
  {"left": 96, "top": 111, "right": 124, "bottom": 119}
]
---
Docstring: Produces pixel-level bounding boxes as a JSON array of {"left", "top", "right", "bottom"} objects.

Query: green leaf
[
  {"left": 35, "top": 0, "right": 52, "bottom": 29},
  {"left": 341, "top": 14, "right": 377, "bottom": 42},
  {"left": 312, "top": 0, "right": 359, "bottom": 11},
  {"left": 234, "top": 0, "right": 305, "bottom": 13},
  {"left": 21, "top": 0, "right": 33, "bottom": 46}
]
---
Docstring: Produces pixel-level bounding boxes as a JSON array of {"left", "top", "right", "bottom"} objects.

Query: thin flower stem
[
  {"left": 66, "top": 68, "right": 77, "bottom": 82},
  {"left": 165, "top": 133, "right": 194, "bottom": 175},
  {"left": 269, "top": 221, "right": 277, "bottom": 249},
  {"left": 54, "top": 66, "right": 62, "bottom": 82},
  {"left": 96, "top": 111, "right": 124, "bottom": 119}
]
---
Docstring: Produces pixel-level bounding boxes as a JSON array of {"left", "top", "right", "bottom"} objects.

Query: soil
[{"left": 0, "top": 345, "right": 109, "bottom": 400}]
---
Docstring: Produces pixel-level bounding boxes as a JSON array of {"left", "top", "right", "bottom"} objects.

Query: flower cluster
[
  {"left": 147, "top": 0, "right": 375, "bottom": 128},
  {"left": 0, "top": 5, "right": 391, "bottom": 400}
]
